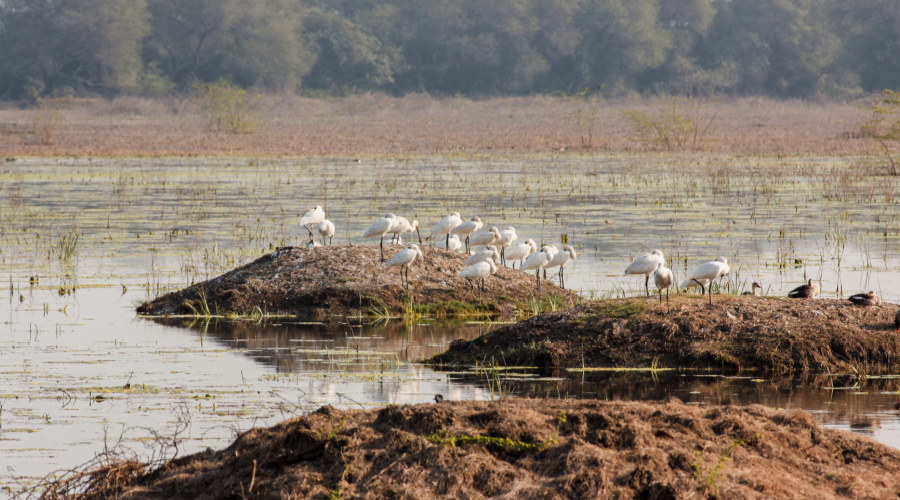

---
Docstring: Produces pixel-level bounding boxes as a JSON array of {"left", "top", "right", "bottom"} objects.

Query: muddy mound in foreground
[
  {"left": 137, "top": 245, "right": 577, "bottom": 319},
  {"left": 431, "top": 296, "right": 900, "bottom": 374},
  {"left": 65, "top": 399, "right": 900, "bottom": 499}
]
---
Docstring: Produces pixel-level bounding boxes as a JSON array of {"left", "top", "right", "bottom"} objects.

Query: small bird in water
[
  {"left": 787, "top": 279, "right": 819, "bottom": 299},
  {"left": 848, "top": 291, "right": 881, "bottom": 306},
  {"left": 742, "top": 282, "right": 762, "bottom": 296}
]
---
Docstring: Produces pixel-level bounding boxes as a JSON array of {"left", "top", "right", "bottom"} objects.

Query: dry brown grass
[{"left": 0, "top": 94, "right": 879, "bottom": 157}]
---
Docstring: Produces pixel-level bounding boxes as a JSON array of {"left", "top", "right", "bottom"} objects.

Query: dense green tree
[
  {"left": 831, "top": 0, "right": 900, "bottom": 93},
  {"left": 698, "top": 0, "right": 841, "bottom": 97},
  {"left": 0, "top": 0, "right": 149, "bottom": 98}
]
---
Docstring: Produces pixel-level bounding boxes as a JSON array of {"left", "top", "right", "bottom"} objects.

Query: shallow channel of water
[{"left": 1, "top": 155, "right": 899, "bottom": 493}]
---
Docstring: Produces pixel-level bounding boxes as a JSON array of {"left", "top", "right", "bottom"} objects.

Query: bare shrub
[{"left": 193, "top": 80, "right": 261, "bottom": 134}]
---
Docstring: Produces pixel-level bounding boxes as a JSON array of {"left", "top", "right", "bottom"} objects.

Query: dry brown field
[{"left": 0, "top": 94, "right": 882, "bottom": 157}]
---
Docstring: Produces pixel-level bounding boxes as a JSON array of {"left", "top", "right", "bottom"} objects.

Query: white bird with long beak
[
  {"left": 362, "top": 213, "right": 399, "bottom": 262},
  {"left": 545, "top": 245, "right": 576, "bottom": 289},
  {"left": 504, "top": 239, "right": 536, "bottom": 269},
  {"left": 459, "top": 258, "right": 498, "bottom": 298},
  {"left": 469, "top": 227, "right": 501, "bottom": 250},
  {"left": 299, "top": 205, "right": 326, "bottom": 241},
  {"left": 625, "top": 249, "right": 666, "bottom": 297},
  {"left": 385, "top": 243, "right": 423, "bottom": 289},
  {"left": 451, "top": 216, "right": 483, "bottom": 253},
  {"left": 317, "top": 219, "right": 335, "bottom": 245},
  {"left": 681, "top": 257, "right": 730, "bottom": 305},
  {"left": 464, "top": 245, "right": 500, "bottom": 266},
  {"left": 653, "top": 262, "right": 674, "bottom": 311},
  {"left": 520, "top": 247, "right": 551, "bottom": 292},
  {"left": 435, "top": 234, "right": 462, "bottom": 252},
  {"left": 429, "top": 211, "right": 462, "bottom": 248},
  {"left": 391, "top": 216, "right": 421, "bottom": 245}
]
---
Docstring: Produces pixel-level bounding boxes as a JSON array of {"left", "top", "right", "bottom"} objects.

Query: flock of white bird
[
  {"left": 299, "top": 206, "right": 810, "bottom": 306},
  {"left": 299, "top": 207, "right": 577, "bottom": 295}
]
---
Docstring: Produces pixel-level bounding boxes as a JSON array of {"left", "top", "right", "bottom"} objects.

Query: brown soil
[
  {"left": 430, "top": 296, "right": 900, "bottom": 375},
  {"left": 71, "top": 398, "right": 900, "bottom": 499},
  {"left": 137, "top": 244, "right": 577, "bottom": 319}
]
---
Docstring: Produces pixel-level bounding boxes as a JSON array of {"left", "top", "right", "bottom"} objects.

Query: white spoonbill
[
  {"left": 520, "top": 247, "right": 551, "bottom": 292},
  {"left": 624, "top": 249, "right": 666, "bottom": 297},
  {"left": 540, "top": 245, "right": 558, "bottom": 279},
  {"left": 317, "top": 219, "right": 335, "bottom": 246},
  {"left": 469, "top": 227, "right": 501, "bottom": 250},
  {"left": 429, "top": 211, "right": 462, "bottom": 247},
  {"left": 504, "top": 239, "right": 536, "bottom": 269},
  {"left": 451, "top": 216, "right": 483, "bottom": 253},
  {"left": 434, "top": 234, "right": 462, "bottom": 252},
  {"left": 362, "top": 213, "right": 399, "bottom": 262},
  {"left": 652, "top": 262, "right": 675, "bottom": 311},
  {"left": 391, "top": 216, "right": 421, "bottom": 245},
  {"left": 681, "top": 257, "right": 730, "bottom": 305},
  {"left": 464, "top": 245, "right": 499, "bottom": 267},
  {"left": 787, "top": 279, "right": 819, "bottom": 299},
  {"left": 299, "top": 205, "right": 326, "bottom": 240},
  {"left": 459, "top": 258, "right": 498, "bottom": 298},
  {"left": 385, "top": 243, "right": 423, "bottom": 289},
  {"left": 545, "top": 245, "right": 576, "bottom": 290},
  {"left": 495, "top": 227, "right": 518, "bottom": 266}
]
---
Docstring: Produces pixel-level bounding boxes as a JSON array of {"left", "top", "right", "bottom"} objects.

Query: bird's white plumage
[
  {"left": 495, "top": 226, "right": 518, "bottom": 250},
  {"left": 317, "top": 219, "right": 335, "bottom": 242},
  {"left": 451, "top": 216, "right": 483, "bottom": 237},
  {"left": 682, "top": 257, "right": 730, "bottom": 288},
  {"left": 464, "top": 246, "right": 499, "bottom": 266},
  {"left": 385, "top": 244, "right": 422, "bottom": 269},
  {"left": 300, "top": 205, "right": 326, "bottom": 227},
  {"left": 653, "top": 263, "right": 674, "bottom": 291},
  {"left": 469, "top": 227, "right": 502, "bottom": 248},
  {"left": 434, "top": 234, "right": 462, "bottom": 252},
  {"left": 545, "top": 245, "right": 575, "bottom": 269},
  {"left": 520, "top": 249, "right": 551, "bottom": 272},
  {"left": 625, "top": 249, "right": 665, "bottom": 275},
  {"left": 679, "top": 278, "right": 709, "bottom": 290},
  {"left": 459, "top": 259, "right": 497, "bottom": 280},
  {"left": 429, "top": 211, "right": 462, "bottom": 239},
  {"left": 362, "top": 213, "right": 398, "bottom": 239},
  {"left": 505, "top": 239, "right": 536, "bottom": 265}
]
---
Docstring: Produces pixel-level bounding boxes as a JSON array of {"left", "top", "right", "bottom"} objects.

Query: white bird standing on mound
[
  {"left": 653, "top": 262, "right": 675, "bottom": 311},
  {"left": 459, "top": 258, "right": 498, "bottom": 298},
  {"left": 390, "top": 216, "right": 421, "bottom": 245},
  {"left": 435, "top": 234, "right": 462, "bottom": 252},
  {"left": 624, "top": 249, "right": 666, "bottom": 297},
  {"left": 362, "top": 213, "right": 399, "bottom": 262},
  {"left": 681, "top": 257, "right": 730, "bottom": 305},
  {"left": 317, "top": 219, "right": 335, "bottom": 246},
  {"left": 429, "top": 211, "right": 462, "bottom": 248},
  {"left": 521, "top": 248, "right": 551, "bottom": 292},
  {"left": 451, "top": 216, "right": 483, "bottom": 253},
  {"left": 504, "top": 239, "right": 537, "bottom": 269},
  {"left": 545, "top": 245, "right": 576, "bottom": 290},
  {"left": 469, "top": 227, "right": 501, "bottom": 250},
  {"left": 385, "top": 244, "right": 423, "bottom": 289},
  {"left": 495, "top": 227, "right": 518, "bottom": 266},
  {"left": 299, "top": 205, "right": 326, "bottom": 241},
  {"left": 464, "top": 245, "right": 500, "bottom": 266}
]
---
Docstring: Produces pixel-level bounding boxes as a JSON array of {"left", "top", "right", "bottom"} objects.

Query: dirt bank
[
  {"left": 136, "top": 244, "right": 577, "bottom": 319},
  {"left": 58, "top": 399, "right": 900, "bottom": 499},
  {"left": 430, "top": 296, "right": 900, "bottom": 375}
]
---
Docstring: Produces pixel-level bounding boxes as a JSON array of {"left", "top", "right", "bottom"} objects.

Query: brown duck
[
  {"left": 895, "top": 309, "right": 900, "bottom": 332},
  {"left": 848, "top": 291, "right": 881, "bottom": 306},
  {"left": 788, "top": 279, "right": 819, "bottom": 299},
  {"left": 742, "top": 282, "right": 762, "bottom": 296}
]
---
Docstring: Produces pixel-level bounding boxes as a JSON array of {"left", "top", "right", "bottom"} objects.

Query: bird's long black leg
[
  {"left": 692, "top": 279, "right": 705, "bottom": 296},
  {"left": 465, "top": 236, "right": 470, "bottom": 254},
  {"left": 644, "top": 275, "right": 650, "bottom": 296},
  {"left": 380, "top": 237, "right": 385, "bottom": 262}
]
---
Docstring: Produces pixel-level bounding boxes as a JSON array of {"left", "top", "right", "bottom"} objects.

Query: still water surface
[{"left": 1, "top": 155, "right": 899, "bottom": 492}]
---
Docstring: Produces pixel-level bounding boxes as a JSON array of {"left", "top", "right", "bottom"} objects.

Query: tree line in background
[{"left": 0, "top": 0, "right": 898, "bottom": 101}]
